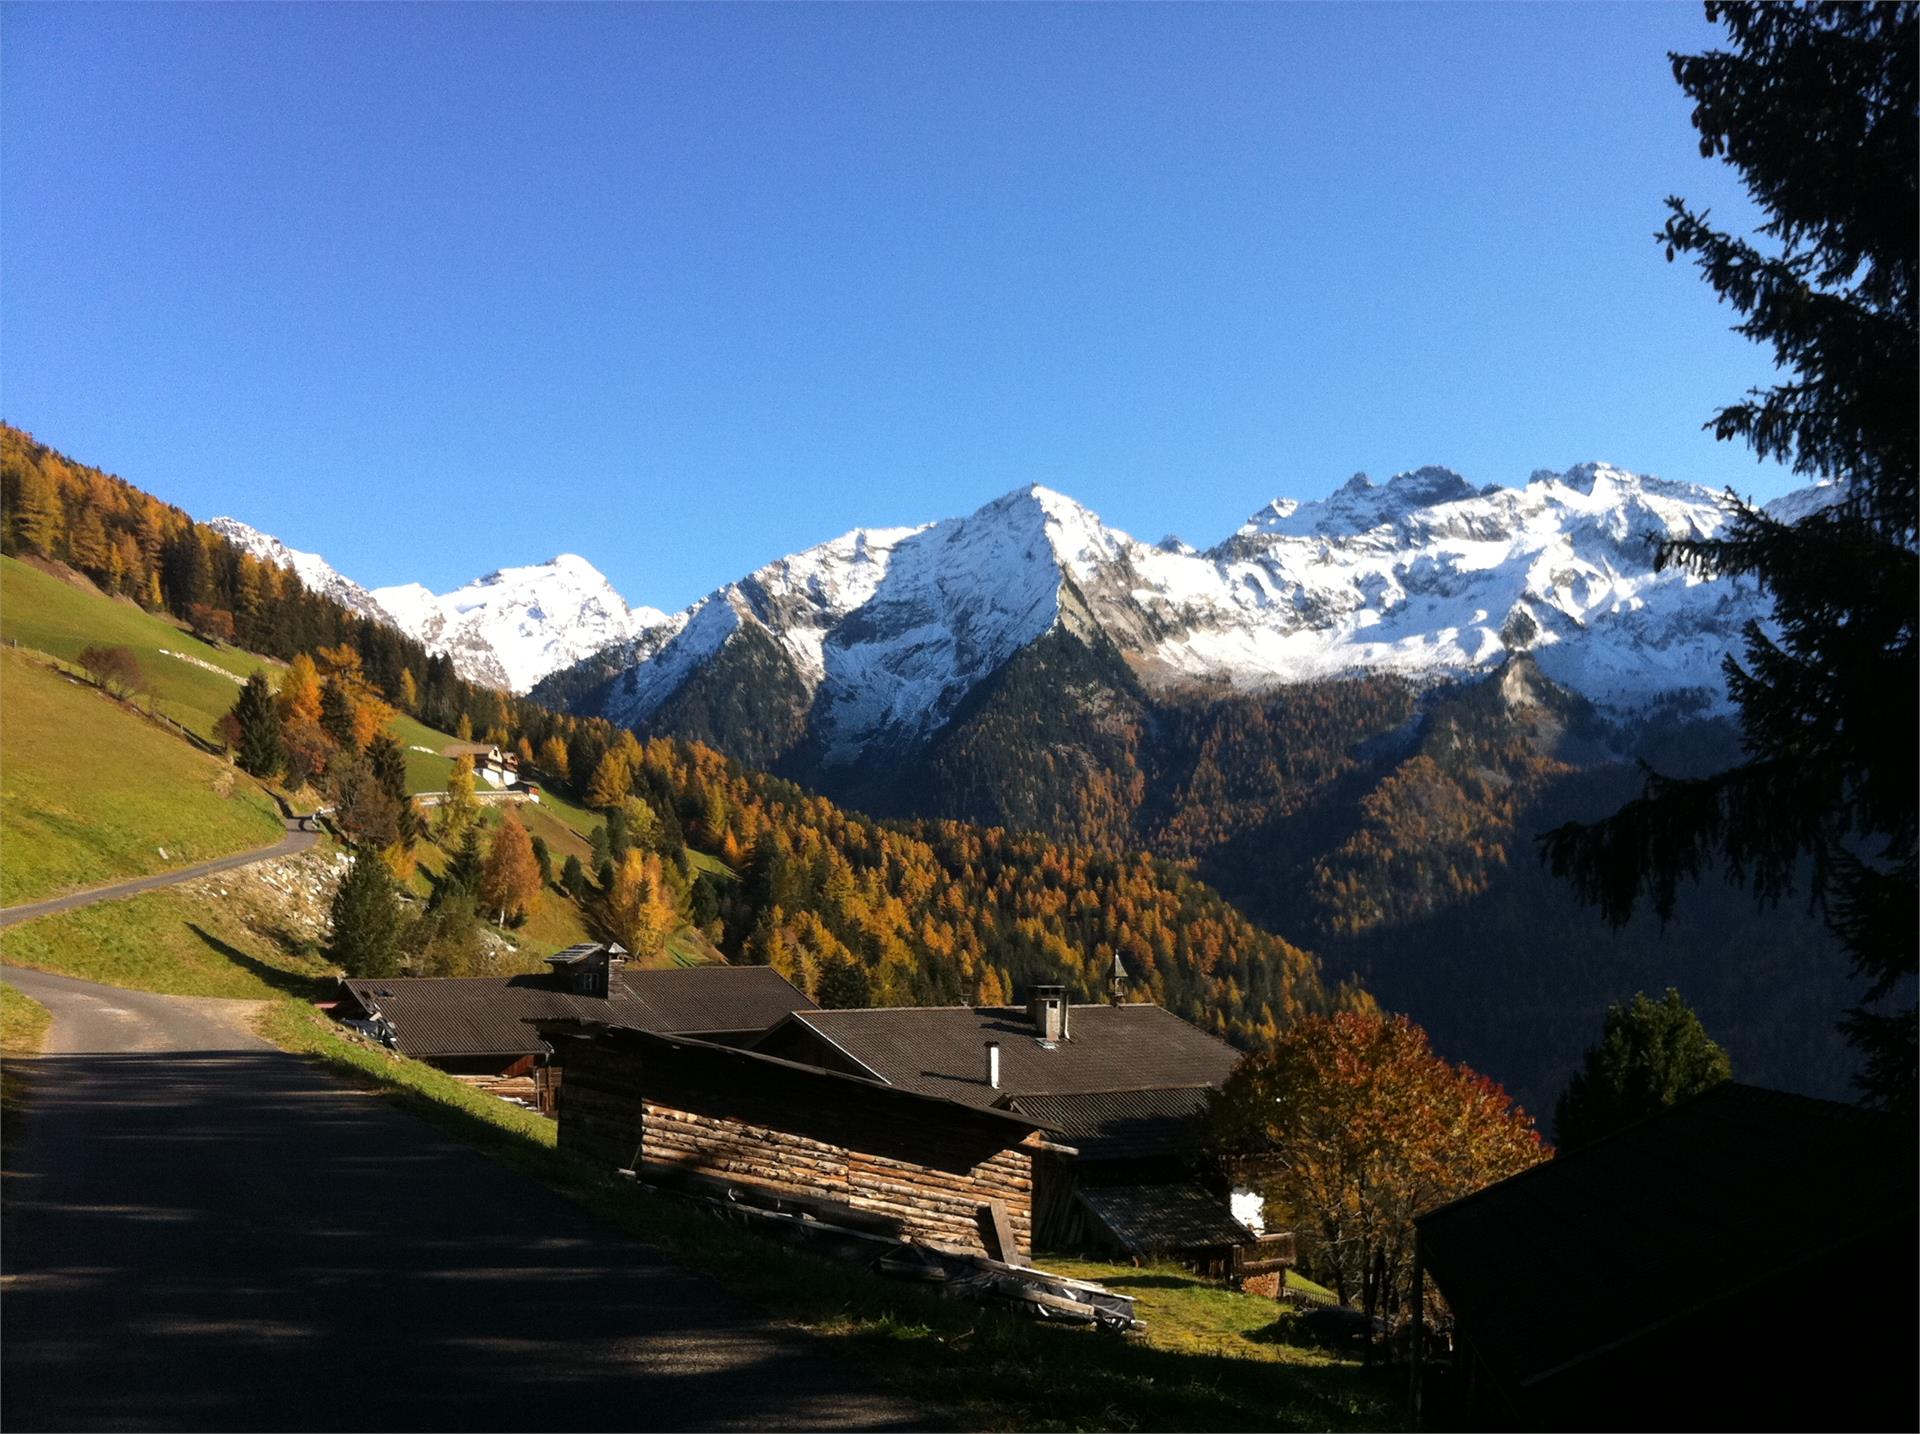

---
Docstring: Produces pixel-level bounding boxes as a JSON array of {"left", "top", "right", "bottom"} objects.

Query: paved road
[
  {"left": 0, "top": 819, "right": 319, "bottom": 929},
  {"left": 0, "top": 968, "right": 917, "bottom": 1431}
]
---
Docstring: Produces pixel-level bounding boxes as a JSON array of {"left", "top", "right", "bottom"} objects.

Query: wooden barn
[
  {"left": 750, "top": 986, "right": 1267, "bottom": 1265},
  {"left": 1414, "top": 1084, "right": 1918, "bottom": 1432},
  {"left": 334, "top": 948, "right": 815, "bottom": 1089},
  {"left": 538, "top": 1019, "right": 1054, "bottom": 1260}
]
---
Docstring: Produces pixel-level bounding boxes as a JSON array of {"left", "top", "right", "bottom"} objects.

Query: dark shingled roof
[
  {"left": 338, "top": 966, "right": 815, "bottom": 1061},
  {"left": 1418, "top": 1083, "right": 1917, "bottom": 1402},
  {"left": 1076, "top": 1182, "right": 1255, "bottom": 1255},
  {"left": 1007, "top": 1086, "right": 1215, "bottom": 1160},
  {"left": 767, "top": 1005, "right": 1241, "bottom": 1110}
]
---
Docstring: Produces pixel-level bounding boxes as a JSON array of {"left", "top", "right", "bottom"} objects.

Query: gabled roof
[
  {"left": 533, "top": 1019, "right": 1058, "bottom": 1137},
  {"left": 758, "top": 1004, "right": 1241, "bottom": 1110},
  {"left": 338, "top": 965, "right": 815, "bottom": 1061},
  {"left": 1077, "top": 1181, "right": 1256, "bottom": 1254},
  {"left": 1005, "top": 1086, "right": 1215, "bottom": 1160},
  {"left": 1418, "top": 1083, "right": 1915, "bottom": 1400}
]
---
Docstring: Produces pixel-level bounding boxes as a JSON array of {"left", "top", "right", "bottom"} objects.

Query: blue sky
[{"left": 4, "top": 2, "right": 1788, "bottom": 610}]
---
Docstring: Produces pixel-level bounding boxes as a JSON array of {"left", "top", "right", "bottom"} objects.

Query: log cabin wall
[{"left": 554, "top": 1034, "right": 1039, "bottom": 1258}]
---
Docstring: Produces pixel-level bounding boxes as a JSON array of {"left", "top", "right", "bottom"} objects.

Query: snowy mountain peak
[
  {"left": 566, "top": 460, "right": 1818, "bottom": 771},
  {"left": 206, "top": 516, "right": 392, "bottom": 624},
  {"left": 369, "top": 554, "right": 671, "bottom": 694},
  {"left": 207, "top": 517, "right": 667, "bottom": 694},
  {"left": 1236, "top": 466, "right": 1478, "bottom": 541}
]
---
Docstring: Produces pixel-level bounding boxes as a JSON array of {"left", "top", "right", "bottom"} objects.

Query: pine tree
[
  {"left": 816, "top": 955, "right": 873, "bottom": 1010},
  {"left": 367, "top": 733, "right": 422, "bottom": 848},
  {"left": 561, "top": 853, "right": 588, "bottom": 901},
  {"left": 327, "top": 848, "right": 405, "bottom": 978},
  {"left": 229, "top": 671, "right": 284, "bottom": 778},
  {"left": 437, "top": 825, "right": 485, "bottom": 908},
  {"left": 320, "top": 676, "right": 359, "bottom": 751},
  {"left": 478, "top": 810, "right": 542, "bottom": 925},
  {"left": 1554, "top": 990, "right": 1733, "bottom": 1150},
  {"left": 1541, "top": 4, "right": 1917, "bottom": 1112}
]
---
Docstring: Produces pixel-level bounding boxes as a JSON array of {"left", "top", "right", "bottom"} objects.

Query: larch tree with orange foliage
[
  {"left": 1203, "top": 1010, "right": 1546, "bottom": 1342},
  {"left": 477, "top": 810, "right": 543, "bottom": 926},
  {"left": 601, "top": 849, "right": 681, "bottom": 963}
]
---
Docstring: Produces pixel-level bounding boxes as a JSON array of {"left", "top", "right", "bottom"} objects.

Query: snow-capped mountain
[
  {"left": 556, "top": 462, "right": 1796, "bottom": 765},
  {"left": 207, "top": 517, "right": 393, "bottom": 625},
  {"left": 209, "top": 517, "right": 673, "bottom": 693},
  {"left": 369, "top": 557, "right": 676, "bottom": 694}
]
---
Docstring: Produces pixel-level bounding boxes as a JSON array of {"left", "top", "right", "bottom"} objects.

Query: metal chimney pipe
[{"left": 986, "top": 1041, "right": 1001, "bottom": 1089}]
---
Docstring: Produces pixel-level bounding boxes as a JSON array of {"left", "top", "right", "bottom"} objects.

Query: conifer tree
[
  {"left": 320, "top": 676, "right": 359, "bottom": 751},
  {"left": 561, "top": 853, "right": 588, "bottom": 901},
  {"left": 327, "top": 848, "right": 405, "bottom": 978},
  {"left": 1554, "top": 990, "right": 1733, "bottom": 1150},
  {"left": 438, "top": 825, "right": 485, "bottom": 907},
  {"left": 229, "top": 671, "right": 284, "bottom": 778},
  {"left": 367, "top": 733, "right": 422, "bottom": 848},
  {"left": 1541, "top": 3, "right": 1917, "bottom": 1111}
]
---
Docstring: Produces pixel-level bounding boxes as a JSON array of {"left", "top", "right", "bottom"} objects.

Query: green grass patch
[
  {"left": 385, "top": 712, "right": 459, "bottom": 794},
  {"left": 686, "top": 848, "right": 737, "bottom": 881},
  {"left": 1040, "top": 1258, "right": 1351, "bottom": 1367},
  {"left": 0, "top": 649, "right": 286, "bottom": 905},
  {"left": 0, "top": 555, "right": 278, "bottom": 740},
  {"left": 0, "top": 881, "right": 336, "bottom": 1000},
  {"left": 2, "top": 981, "right": 55, "bottom": 1152},
  {"left": 258, "top": 1000, "right": 1396, "bottom": 1431},
  {"left": 1, "top": 982, "right": 53, "bottom": 1057}
]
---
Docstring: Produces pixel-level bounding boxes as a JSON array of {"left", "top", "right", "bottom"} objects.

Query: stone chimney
[
  {"left": 1028, "top": 984, "right": 1069, "bottom": 1042},
  {"left": 1109, "top": 950, "right": 1129, "bottom": 1006}
]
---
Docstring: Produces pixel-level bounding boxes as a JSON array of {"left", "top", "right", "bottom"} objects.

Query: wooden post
[{"left": 1409, "top": 1237, "right": 1425, "bottom": 1431}]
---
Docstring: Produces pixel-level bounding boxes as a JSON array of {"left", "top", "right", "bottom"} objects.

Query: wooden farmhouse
[
  {"left": 1413, "top": 1084, "right": 1918, "bottom": 1432},
  {"left": 731, "top": 985, "right": 1271, "bottom": 1267},
  {"left": 538, "top": 1020, "right": 1054, "bottom": 1260},
  {"left": 541, "top": 990, "right": 1267, "bottom": 1266},
  {"left": 334, "top": 945, "right": 815, "bottom": 1088}
]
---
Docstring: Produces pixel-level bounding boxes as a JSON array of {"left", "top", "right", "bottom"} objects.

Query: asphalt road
[
  {"left": 0, "top": 967, "right": 918, "bottom": 1432},
  {"left": 0, "top": 819, "right": 320, "bottom": 929}
]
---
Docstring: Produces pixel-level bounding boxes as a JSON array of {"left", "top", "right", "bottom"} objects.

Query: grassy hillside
[
  {"left": 0, "top": 875, "right": 339, "bottom": 1000},
  {"left": 1, "top": 555, "right": 278, "bottom": 741},
  {"left": 0, "top": 648, "right": 285, "bottom": 905}
]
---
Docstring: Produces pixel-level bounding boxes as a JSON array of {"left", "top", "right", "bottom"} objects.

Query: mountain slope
[
  {"left": 209, "top": 517, "right": 672, "bottom": 693},
  {"left": 539, "top": 463, "right": 1800, "bottom": 797}
]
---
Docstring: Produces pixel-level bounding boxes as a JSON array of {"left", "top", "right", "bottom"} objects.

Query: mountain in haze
[
  {"left": 208, "top": 517, "right": 676, "bottom": 693},
  {"left": 537, "top": 461, "right": 1799, "bottom": 771}
]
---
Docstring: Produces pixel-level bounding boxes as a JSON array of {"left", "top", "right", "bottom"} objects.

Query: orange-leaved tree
[
  {"left": 478, "top": 810, "right": 543, "bottom": 926},
  {"left": 1204, "top": 1009, "right": 1547, "bottom": 1340}
]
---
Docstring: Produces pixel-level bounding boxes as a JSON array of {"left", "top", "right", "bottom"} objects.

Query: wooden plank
[{"left": 981, "top": 1198, "right": 1026, "bottom": 1267}]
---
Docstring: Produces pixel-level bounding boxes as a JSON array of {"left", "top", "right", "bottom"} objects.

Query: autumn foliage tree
[
  {"left": 478, "top": 810, "right": 543, "bottom": 926},
  {"left": 602, "top": 849, "right": 682, "bottom": 963},
  {"left": 1204, "top": 1010, "right": 1546, "bottom": 1337}
]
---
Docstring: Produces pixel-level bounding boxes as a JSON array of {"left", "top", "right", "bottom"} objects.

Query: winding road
[
  {"left": 0, "top": 967, "right": 918, "bottom": 1431},
  {"left": 0, "top": 818, "right": 321, "bottom": 929}
]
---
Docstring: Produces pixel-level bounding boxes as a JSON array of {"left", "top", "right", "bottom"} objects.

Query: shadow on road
[{"left": 2, "top": 1052, "right": 918, "bottom": 1432}]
